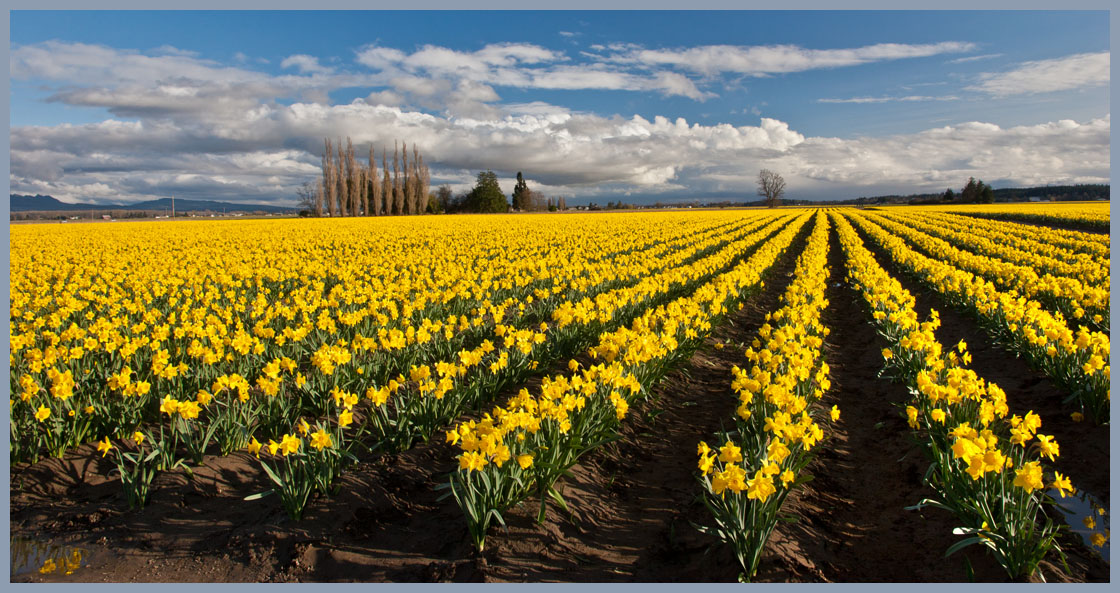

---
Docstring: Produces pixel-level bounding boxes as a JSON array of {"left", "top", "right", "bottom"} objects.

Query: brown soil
[{"left": 10, "top": 221, "right": 1109, "bottom": 583}]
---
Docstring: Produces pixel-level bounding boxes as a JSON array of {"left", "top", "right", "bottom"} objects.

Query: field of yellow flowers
[{"left": 9, "top": 203, "right": 1109, "bottom": 583}]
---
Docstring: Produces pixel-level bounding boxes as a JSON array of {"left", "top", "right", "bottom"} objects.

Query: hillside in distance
[{"left": 10, "top": 194, "right": 296, "bottom": 213}]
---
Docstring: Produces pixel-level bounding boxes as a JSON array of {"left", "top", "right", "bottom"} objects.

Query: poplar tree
[
  {"left": 417, "top": 149, "right": 430, "bottom": 216},
  {"left": 323, "top": 138, "right": 337, "bottom": 217},
  {"left": 382, "top": 148, "right": 392, "bottom": 216},
  {"left": 346, "top": 137, "right": 360, "bottom": 216},
  {"left": 334, "top": 137, "right": 347, "bottom": 216},
  {"left": 392, "top": 141, "right": 402, "bottom": 215},
  {"left": 317, "top": 137, "right": 430, "bottom": 218},
  {"left": 368, "top": 145, "right": 379, "bottom": 216},
  {"left": 401, "top": 141, "right": 412, "bottom": 215}
]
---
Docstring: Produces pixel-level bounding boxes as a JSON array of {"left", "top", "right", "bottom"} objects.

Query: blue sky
[{"left": 9, "top": 10, "right": 1111, "bottom": 205}]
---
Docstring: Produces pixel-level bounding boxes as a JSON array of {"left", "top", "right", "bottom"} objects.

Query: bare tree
[
  {"left": 435, "top": 184, "right": 453, "bottom": 213},
  {"left": 336, "top": 137, "right": 348, "bottom": 216},
  {"left": 323, "top": 138, "right": 337, "bottom": 217},
  {"left": 345, "top": 137, "right": 359, "bottom": 216},
  {"left": 367, "top": 145, "right": 378, "bottom": 216},
  {"left": 757, "top": 169, "right": 786, "bottom": 208},
  {"left": 318, "top": 137, "right": 431, "bottom": 218},
  {"left": 296, "top": 180, "right": 317, "bottom": 212},
  {"left": 382, "top": 148, "right": 392, "bottom": 215},
  {"left": 314, "top": 179, "right": 324, "bottom": 217},
  {"left": 416, "top": 149, "right": 430, "bottom": 215},
  {"left": 402, "top": 141, "right": 413, "bottom": 215},
  {"left": 392, "top": 141, "right": 402, "bottom": 215}
]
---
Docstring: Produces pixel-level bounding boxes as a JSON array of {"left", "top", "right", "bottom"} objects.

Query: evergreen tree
[
  {"left": 467, "top": 170, "right": 508, "bottom": 213},
  {"left": 980, "top": 181, "right": 995, "bottom": 203},
  {"left": 961, "top": 177, "right": 978, "bottom": 202},
  {"left": 512, "top": 172, "right": 530, "bottom": 211}
]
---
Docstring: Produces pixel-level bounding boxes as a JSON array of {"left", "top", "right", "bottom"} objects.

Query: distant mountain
[
  {"left": 9, "top": 194, "right": 87, "bottom": 211},
  {"left": 10, "top": 194, "right": 296, "bottom": 213}
]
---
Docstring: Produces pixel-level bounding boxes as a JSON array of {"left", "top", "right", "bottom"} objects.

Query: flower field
[{"left": 9, "top": 204, "right": 1110, "bottom": 583}]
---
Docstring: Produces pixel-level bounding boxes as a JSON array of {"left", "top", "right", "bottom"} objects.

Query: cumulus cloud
[
  {"left": 10, "top": 95, "right": 1108, "bottom": 205},
  {"left": 8, "top": 40, "right": 1109, "bottom": 205},
  {"left": 281, "top": 54, "right": 333, "bottom": 75},
  {"left": 12, "top": 41, "right": 361, "bottom": 121},
  {"left": 769, "top": 115, "right": 1110, "bottom": 194},
  {"left": 968, "top": 52, "right": 1109, "bottom": 96}
]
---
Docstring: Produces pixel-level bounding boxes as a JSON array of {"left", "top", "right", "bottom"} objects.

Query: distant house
[
  {"left": 101, "top": 214, "right": 112, "bottom": 220},
  {"left": 1027, "top": 196, "right": 1042, "bottom": 202}
]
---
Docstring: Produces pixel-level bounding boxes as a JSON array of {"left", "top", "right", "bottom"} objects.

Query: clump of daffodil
[{"left": 697, "top": 212, "right": 834, "bottom": 582}]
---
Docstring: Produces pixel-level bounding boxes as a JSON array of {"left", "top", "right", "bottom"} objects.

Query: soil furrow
[
  {"left": 754, "top": 225, "right": 1008, "bottom": 582},
  {"left": 473, "top": 216, "right": 813, "bottom": 582}
]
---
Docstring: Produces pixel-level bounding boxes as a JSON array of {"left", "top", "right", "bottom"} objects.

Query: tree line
[
  {"left": 301, "top": 143, "right": 569, "bottom": 216},
  {"left": 430, "top": 171, "right": 568, "bottom": 214}
]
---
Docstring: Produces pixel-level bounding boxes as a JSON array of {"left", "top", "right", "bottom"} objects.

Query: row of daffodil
[
  {"left": 10, "top": 212, "right": 732, "bottom": 392},
  {"left": 938, "top": 209, "right": 1110, "bottom": 261},
  {"left": 241, "top": 211, "right": 793, "bottom": 520},
  {"left": 696, "top": 211, "right": 836, "bottom": 582},
  {"left": 888, "top": 210, "right": 1109, "bottom": 302},
  {"left": 834, "top": 212, "right": 1073, "bottom": 580},
  {"left": 9, "top": 213, "right": 749, "bottom": 462},
  {"left": 31, "top": 212, "right": 784, "bottom": 516},
  {"left": 846, "top": 211, "right": 1110, "bottom": 422},
  {"left": 933, "top": 202, "right": 1111, "bottom": 233},
  {"left": 444, "top": 211, "right": 813, "bottom": 552},
  {"left": 340, "top": 211, "right": 791, "bottom": 453},
  {"left": 866, "top": 211, "right": 1108, "bottom": 333},
  {"left": 894, "top": 210, "right": 1109, "bottom": 289}
]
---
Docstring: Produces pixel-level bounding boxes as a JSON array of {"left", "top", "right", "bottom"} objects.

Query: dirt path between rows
[
  {"left": 753, "top": 226, "right": 1009, "bottom": 582},
  {"left": 469, "top": 218, "right": 813, "bottom": 582}
]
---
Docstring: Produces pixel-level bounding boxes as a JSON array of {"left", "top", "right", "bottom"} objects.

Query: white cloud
[
  {"left": 12, "top": 41, "right": 378, "bottom": 121},
  {"left": 152, "top": 45, "right": 199, "bottom": 58},
  {"left": 11, "top": 94, "right": 1107, "bottom": 205},
  {"left": 355, "top": 42, "right": 712, "bottom": 101},
  {"left": 968, "top": 52, "right": 1109, "bottom": 96},
  {"left": 601, "top": 41, "right": 977, "bottom": 76},
  {"left": 769, "top": 115, "right": 1110, "bottom": 193},
  {"left": 947, "top": 53, "right": 1003, "bottom": 64},
  {"left": 281, "top": 54, "right": 333, "bottom": 75},
  {"left": 8, "top": 40, "right": 1109, "bottom": 205},
  {"left": 817, "top": 95, "right": 960, "bottom": 104},
  {"left": 12, "top": 41, "right": 260, "bottom": 86}
]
